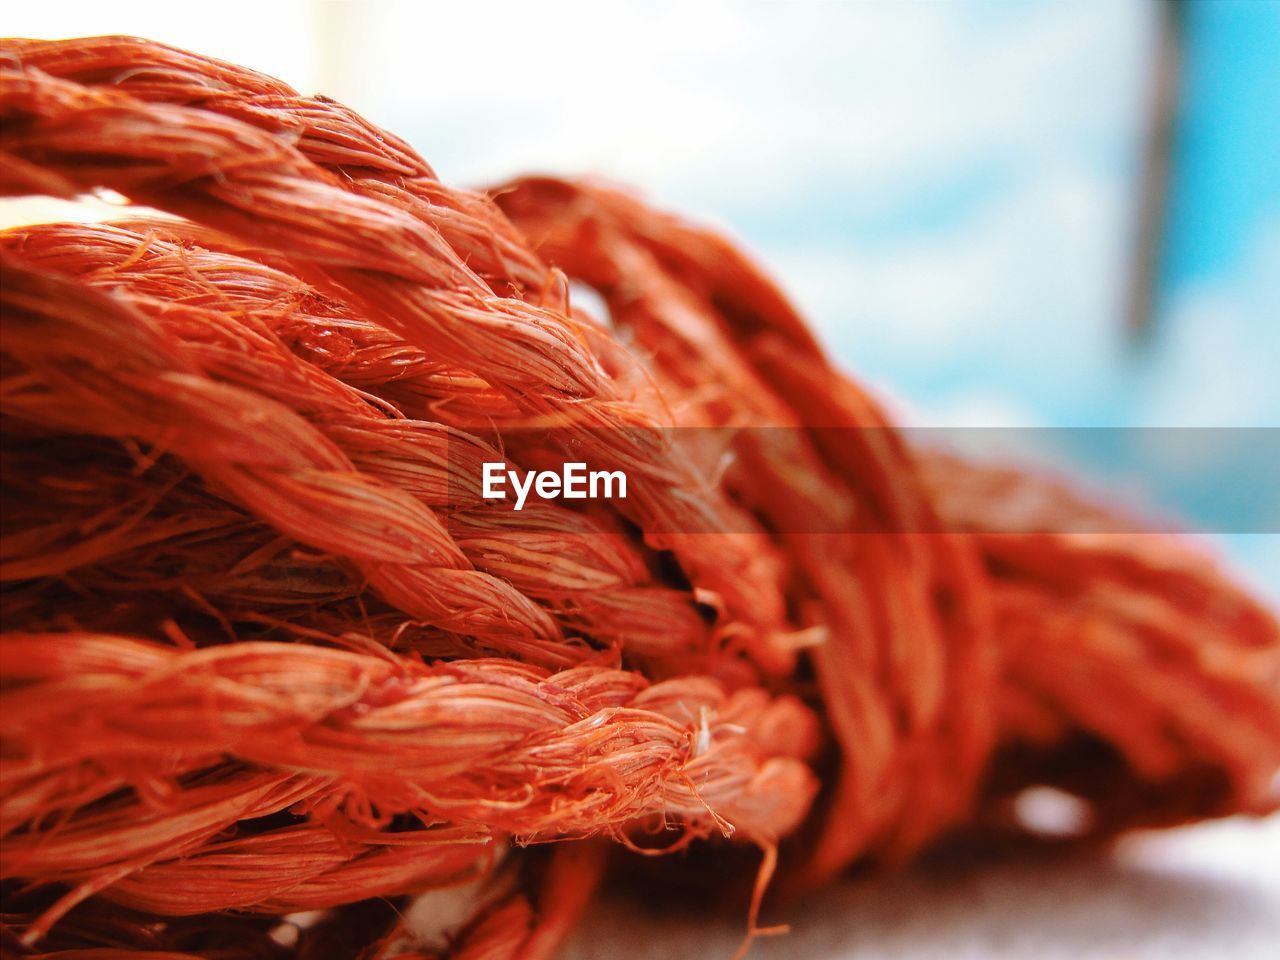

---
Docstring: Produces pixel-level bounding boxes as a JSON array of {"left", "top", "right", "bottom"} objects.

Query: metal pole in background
[{"left": 1126, "top": 0, "right": 1185, "bottom": 343}]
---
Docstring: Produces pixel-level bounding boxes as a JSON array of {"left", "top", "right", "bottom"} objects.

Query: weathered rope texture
[{"left": 1, "top": 36, "right": 1277, "bottom": 960}]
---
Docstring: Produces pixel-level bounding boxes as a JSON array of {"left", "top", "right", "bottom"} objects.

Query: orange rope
[{"left": 1, "top": 36, "right": 1277, "bottom": 959}]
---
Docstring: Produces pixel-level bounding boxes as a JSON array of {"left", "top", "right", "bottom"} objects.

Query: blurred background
[{"left": 4, "top": 2, "right": 1278, "bottom": 954}]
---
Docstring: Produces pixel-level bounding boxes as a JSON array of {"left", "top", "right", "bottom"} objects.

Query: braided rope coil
[{"left": 1, "top": 35, "right": 1277, "bottom": 960}]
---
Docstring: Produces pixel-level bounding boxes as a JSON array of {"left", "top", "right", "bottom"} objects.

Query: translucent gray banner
[{"left": 444, "top": 427, "right": 1279, "bottom": 535}]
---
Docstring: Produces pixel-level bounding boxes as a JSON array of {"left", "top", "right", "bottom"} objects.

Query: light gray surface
[{"left": 562, "top": 817, "right": 1280, "bottom": 959}]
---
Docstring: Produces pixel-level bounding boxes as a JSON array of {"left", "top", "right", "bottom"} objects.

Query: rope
[{"left": 1, "top": 36, "right": 1277, "bottom": 959}]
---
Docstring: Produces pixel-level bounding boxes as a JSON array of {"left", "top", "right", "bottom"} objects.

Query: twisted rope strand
[{"left": 1, "top": 36, "right": 1277, "bottom": 958}]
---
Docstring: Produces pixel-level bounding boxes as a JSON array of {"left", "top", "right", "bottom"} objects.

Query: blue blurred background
[{"left": 7, "top": 0, "right": 1278, "bottom": 596}]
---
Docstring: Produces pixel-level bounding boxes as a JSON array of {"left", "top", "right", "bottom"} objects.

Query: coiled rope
[{"left": 1, "top": 36, "right": 1277, "bottom": 960}]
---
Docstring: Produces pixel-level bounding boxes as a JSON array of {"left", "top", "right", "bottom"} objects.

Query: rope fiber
[{"left": 1, "top": 36, "right": 1277, "bottom": 960}]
